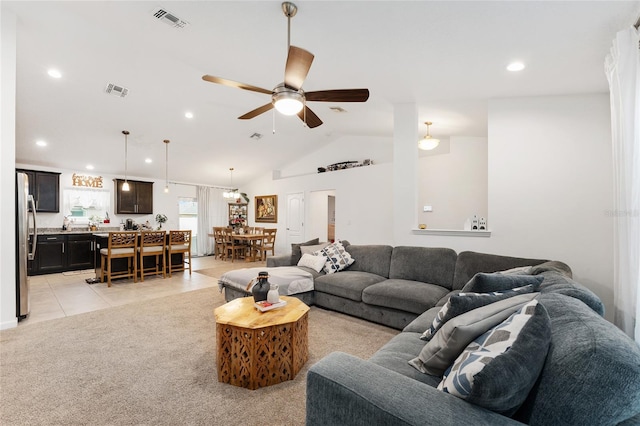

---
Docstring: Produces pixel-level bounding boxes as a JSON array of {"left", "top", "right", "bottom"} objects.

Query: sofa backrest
[
  {"left": 514, "top": 292, "right": 640, "bottom": 424},
  {"left": 388, "top": 247, "right": 457, "bottom": 289},
  {"left": 452, "top": 251, "right": 549, "bottom": 290},
  {"left": 344, "top": 245, "right": 394, "bottom": 278}
]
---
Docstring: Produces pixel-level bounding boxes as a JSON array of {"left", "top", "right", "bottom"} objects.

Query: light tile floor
[{"left": 21, "top": 255, "right": 265, "bottom": 326}]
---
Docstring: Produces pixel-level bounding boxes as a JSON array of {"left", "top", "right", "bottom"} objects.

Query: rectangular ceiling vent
[
  {"left": 105, "top": 83, "right": 129, "bottom": 98},
  {"left": 152, "top": 8, "right": 189, "bottom": 29},
  {"left": 329, "top": 106, "right": 347, "bottom": 113}
]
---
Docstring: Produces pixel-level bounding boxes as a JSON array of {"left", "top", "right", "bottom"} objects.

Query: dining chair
[
  {"left": 138, "top": 230, "right": 166, "bottom": 281},
  {"left": 222, "top": 227, "right": 247, "bottom": 262},
  {"left": 212, "top": 227, "right": 227, "bottom": 260},
  {"left": 256, "top": 228, "right": 277, "bottom": 261},
  {"left": 167, "top": 230, "right": 192, "bottom": 276},
  {"left": 100, "top": 231, "right": 138, "bottom": 287}
]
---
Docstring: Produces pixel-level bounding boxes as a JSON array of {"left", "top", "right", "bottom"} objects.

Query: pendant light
[
  {"left": 418, "top": 122, "right": 440, "bottom": 151},
  {"left": 122, "top": 130, "right": 130, "bottom": 191},
  {"left": 223, "top": 168, "right": 240, "bottom": 199},
  {"left": 163, "top": 139, "right": 170, "bottom": 193}
]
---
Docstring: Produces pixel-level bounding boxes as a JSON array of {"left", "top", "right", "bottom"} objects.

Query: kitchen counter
[{"left": 37, "top": 227, "right": 121, "bottom": 235}]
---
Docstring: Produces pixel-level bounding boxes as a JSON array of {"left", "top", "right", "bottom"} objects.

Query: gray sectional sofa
[
  {"left": 260, "top": 241, "right": 640, "bottom": 425},
  {"left": 266, "top": 242, "right": 552, "bottom": 330}
]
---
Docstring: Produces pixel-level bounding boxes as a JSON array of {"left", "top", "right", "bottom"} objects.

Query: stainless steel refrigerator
[{"left": 16, "top": 172, "right": 37, "bottom": 320}]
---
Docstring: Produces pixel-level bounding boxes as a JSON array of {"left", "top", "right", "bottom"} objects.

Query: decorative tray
[{"left": 254, "top": 300, "right": 287, "bottom": 312}]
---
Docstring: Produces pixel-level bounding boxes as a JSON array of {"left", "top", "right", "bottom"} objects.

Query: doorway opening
[{"left": 308, "top": 190, "right": 336, "bottom": 242}]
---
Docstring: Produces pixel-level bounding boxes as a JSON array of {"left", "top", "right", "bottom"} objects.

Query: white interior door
[{"left": 286, "top": 192, "right": 304, "bottom": 247}]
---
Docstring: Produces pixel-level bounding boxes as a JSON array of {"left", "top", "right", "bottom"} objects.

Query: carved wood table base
[{"left": 215, "top": 296, "right": 309, "bottom": 390}]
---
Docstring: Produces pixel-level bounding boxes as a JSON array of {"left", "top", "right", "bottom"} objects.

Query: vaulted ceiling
[{"left": 5, "top": 1, "right": 638, "bottom": 187}]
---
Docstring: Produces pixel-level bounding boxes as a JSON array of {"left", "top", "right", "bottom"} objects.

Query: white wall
[
  {"left": 419, "top": 136, "right": 488, "bottom": 229},
  {"left": 0, "top": 9, "right": 17, "bottom": 330}
]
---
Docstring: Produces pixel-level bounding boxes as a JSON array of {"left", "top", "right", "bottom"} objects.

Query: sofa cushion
[
  {"left": 452, "top": 251, "right": 550, "bottom": 290},
  {"left": 314, "top": 271, "right": 386, "bottom": 301},
  {"left": 389, "top": 247, "right": 457, "bottom": 290},
  {"left": 536, "top": 270, "right": 605, "bottom": 315},
  {"left": 408, "top": 292, "right": 538, "bottom": 377},
  {"left": 513, "top": 293, "right": 640, "bottom": 425},
  {"left": 369, "top": 332, "right": 441, "bottom": 388},
  {"left": 362, "top": 279, "right": 450, "bottom": 315},
  {"left": 403, "top": 307, "right": 440, "bottom": 333},
  {"left": 300, "top": 242, "right": 330, "bottom": 255},
  {"left": 420, "top": 284, "right": 540, "bottom": 341},
  {"left": 343, "top": 245, "right": 393, "bottom": 278},
  {"left": 291, "top": 238, "right": 320, "bottom": 265},
  {"left": 461, "top": 273, "right": 543, "bottom": 293},
  {"left": 318, "top": 240, "right": 355, "bottom": 274},
  {"left": 438, "top": 299, "right": 551, "bottom": 416}
]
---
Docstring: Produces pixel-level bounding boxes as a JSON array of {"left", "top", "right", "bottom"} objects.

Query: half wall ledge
[{"left": 411, "top": 229, "right": 491, "bottom": 237}]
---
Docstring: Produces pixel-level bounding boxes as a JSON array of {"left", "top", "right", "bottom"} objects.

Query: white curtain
[
  {"left": 605, "top": 26, "right": 640, "bottom": 342},
  {"left": 196, "top": 186, "right": 227, "bottom": 257}
]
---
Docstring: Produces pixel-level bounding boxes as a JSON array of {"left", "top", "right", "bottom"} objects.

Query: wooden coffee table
[{"left": 214, "top": 295, "right": 309, "bottom": 389}]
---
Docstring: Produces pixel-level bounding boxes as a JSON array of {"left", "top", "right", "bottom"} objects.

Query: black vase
[{"left": 252, "top": 271, "right": 271, "bottom": 302}]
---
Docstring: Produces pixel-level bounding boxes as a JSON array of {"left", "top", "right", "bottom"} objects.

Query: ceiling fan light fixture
[
  {"left": 273, "top": 88, "right": 304, "bottom": 115},
  {"left": 418, "top": 122, "right": 440, "bottom": 151}
]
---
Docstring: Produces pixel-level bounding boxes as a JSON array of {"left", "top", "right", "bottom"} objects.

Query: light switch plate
[{"left": 423, "top": 205, "right": 433, "bottom": 212}]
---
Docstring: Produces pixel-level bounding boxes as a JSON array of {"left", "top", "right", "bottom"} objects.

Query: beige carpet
[{"left": 0, "top": 287, "right": 397, "bottom": 425}]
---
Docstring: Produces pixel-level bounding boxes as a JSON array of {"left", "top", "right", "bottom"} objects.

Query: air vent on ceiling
[
  {"left": 105, "top": 83, "right": 129, "bottom": 98},
  {"left": 249, "top": 133, "right": 263, "bottom": 141},
  {"left": 329, "top": 106, "right": 347, "bottom": 113},
  {"left": 152, "top": 8, "right": 189, "bottom": 29}
]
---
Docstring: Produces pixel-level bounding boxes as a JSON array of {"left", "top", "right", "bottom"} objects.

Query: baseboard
[{"left": 1, "top": 318, "right": 18, "bottom": 330}]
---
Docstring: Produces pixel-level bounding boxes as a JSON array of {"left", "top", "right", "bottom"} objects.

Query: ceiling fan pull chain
[{"left": 273, "top": 109, "right": 276, "bottom": 134}]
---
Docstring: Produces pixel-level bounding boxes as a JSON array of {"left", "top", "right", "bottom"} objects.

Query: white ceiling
[{"left": 5, "top": 1, "right": 639, "bottom": 188}]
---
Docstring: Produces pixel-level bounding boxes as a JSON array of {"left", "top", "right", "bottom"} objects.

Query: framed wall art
[{"left": 255, "top": 194, "right": 278, "bottom": 223}]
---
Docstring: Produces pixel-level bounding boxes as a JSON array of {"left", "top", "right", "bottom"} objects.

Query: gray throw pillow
[
  {"left": 290, "top": 238, "right": 320, "bottom": 265},
  {"left": 462, "top": 273, "right": 543, "bottom": 293},
  {"left": 438, "top": 299, "right": 551, "bottom": 416},
  {"left": 408, "top": 292, "right": 539, "bottom": 377},
  {"left": 420, "top": 284, "right": 539, "bottom": 341}
]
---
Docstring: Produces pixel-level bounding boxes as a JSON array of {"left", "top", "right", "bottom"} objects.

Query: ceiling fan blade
[
  {"left": 305, "top": 89, "right": 370, "bottom": 102},
  {"left": 284, "top": 46, "right": 314, "bottom": 90},
  {"left": 297, "top": 106, "right": 323, "bottom": 128},
  {"left": 238, "top": 103, "right": 274, "bottom": 120},
  {"left": 202, "top": 75, "right": 272, "bottom": 95}
]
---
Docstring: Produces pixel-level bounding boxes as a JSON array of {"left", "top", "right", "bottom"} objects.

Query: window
[{"left": 178, "top": 197, "right": 197, "bottom": 255}]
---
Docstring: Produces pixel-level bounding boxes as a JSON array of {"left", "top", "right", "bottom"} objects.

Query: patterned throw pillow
[
  {"left": 438, "top": 299, "right": 551, "bottom": 416},
  {"left": 316, "top": 240, "right": 355, "bottom": 274},
  {"left": 420, "top": 285, "right": 539, "bottom": 341}
]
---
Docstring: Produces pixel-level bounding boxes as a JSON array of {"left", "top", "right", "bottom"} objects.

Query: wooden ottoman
[{"left": 214, "top": 295, "right": 309, "bottom": 390}]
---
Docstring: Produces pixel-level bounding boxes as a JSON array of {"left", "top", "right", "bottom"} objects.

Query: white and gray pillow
[
  {"left": 408, "top": 292, "right": 538, "bottom": 377},
  {"left": 316, "top": 240, "right": 355, "bottom": 274},
  {"left": 297, "top": 253, "right": 327, "bottom": 273},
  {"left": 438, "top": 299, "right": 551, "bottom": 416},
  {"left": 420, "top": 285, "right": 539, "bottom": 341}
]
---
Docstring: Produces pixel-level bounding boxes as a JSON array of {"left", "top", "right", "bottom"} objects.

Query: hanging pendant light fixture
[
  {"left": 163, "top": 139, "right": 170, "bottom": 193},
  {"left": 122, "top": 130, "right": 130, "bottom": 191},
  {"left": 418, "top": 121, "right": 440, "bottom": 151},
  {"left": 223, "top": 167, "right": 240, "bottom": 199}
]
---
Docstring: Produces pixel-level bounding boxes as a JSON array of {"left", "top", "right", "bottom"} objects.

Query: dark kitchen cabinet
[
  {"left": 66, "top": 235, "right": 95, "bottom": 269},
  {"left": 17, "top": 169, "right": 60, "bottom": 212},
  {"left": 30, "top": 234, "right": 95, "bottom": 275},
  {"left": 114, "top": 179, "right": 153, "bottom": 214},
  {"left": 34, "top": 235, "right": 66, "bottom": 274}
]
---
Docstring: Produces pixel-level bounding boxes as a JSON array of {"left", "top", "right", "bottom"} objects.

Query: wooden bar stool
[
  {"left": 138, "top": 230, "right": 166, "bottom": 281},
  {"left": 100, "top": 231, "right": 138, "bottom": 287},
  {"left": 167, "top": 230, "right": 192, "bottom": 276}
]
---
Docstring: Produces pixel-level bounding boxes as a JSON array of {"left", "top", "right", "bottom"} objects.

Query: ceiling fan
[{"left": 202, "top": 2, "right": 369, "bottom": 129}]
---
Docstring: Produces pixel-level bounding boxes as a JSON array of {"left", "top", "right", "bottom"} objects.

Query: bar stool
[
  {"left": 138, "top": 230, "right": 166, "bottom": 281},
  {"left": 100, "top": 231, "right": 138, "bottom": 287},
  {"left": 167, "top": 230, "right": 192, "bottom": 276}
]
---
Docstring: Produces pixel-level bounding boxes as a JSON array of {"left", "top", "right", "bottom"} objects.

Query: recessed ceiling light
[
  {"left": 86, "top": 164, "right": 94, "bottom": 170},
  {"left": 185, "top": 111, "right": 194, "bottom": 119},
  {"left": 47, "top": 69, "right": 62, "bottom": 78},
  {"left": 145, "top": 158, "right": 153, "bottom": 164},
  {"left": 507, "top": 62, "right": 525, "bottom": 72},
  {"left": 36, "top": 140, "right": 47, "bottom": 147}
]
